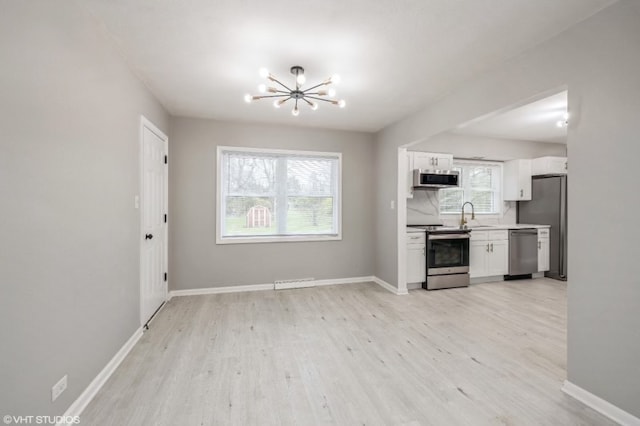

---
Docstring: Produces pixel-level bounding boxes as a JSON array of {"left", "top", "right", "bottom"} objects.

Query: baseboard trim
[
  {"left": 312, "top": 275, "right": 373, "bottom": 287},
  {"left": 171, "top": 276, "right": 377, "bottom": 296},
  {"left": 372, "top": 276, "right": 406, "bottom": 295},
  {"left": 562, "top": 380, "right": 640, "bottom": 426},
  {"left": 169, "top": 283, "right": 274, "bottom": 298},
  {"left": 58, "top": 327, "right": 143, "bottom": 425}
]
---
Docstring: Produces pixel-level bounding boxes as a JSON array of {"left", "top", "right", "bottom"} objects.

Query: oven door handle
[{"left": 429, "top": 233, "right": 470, "bottom": 240}]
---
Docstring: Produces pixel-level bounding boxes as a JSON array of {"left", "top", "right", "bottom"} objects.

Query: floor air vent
[{"left": 274, "top": 277, "right": 315, "bottom": 290}]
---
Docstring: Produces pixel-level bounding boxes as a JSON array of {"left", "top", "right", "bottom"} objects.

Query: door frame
[{"left": 139, "top": 115, "right": 169, "bottom": 326}]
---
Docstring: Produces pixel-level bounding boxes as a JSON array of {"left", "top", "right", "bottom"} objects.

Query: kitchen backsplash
[
  {"left": 407, "top": 190, "right": 441, "bottom": 225},
  {"left": 407, "top": 190, "right": 516, "bottom": 226}
]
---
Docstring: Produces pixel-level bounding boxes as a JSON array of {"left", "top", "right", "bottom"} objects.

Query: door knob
[{"left": 145, "top": 234, "right": 153, "bottom": 240}]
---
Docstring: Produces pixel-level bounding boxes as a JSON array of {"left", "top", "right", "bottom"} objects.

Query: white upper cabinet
[
  {"left": 412, "top": 151, "right": 454, "bottom": 171},
  {"left": 503, "top": 159, "right": 532, "bottom": 201},
  {"left": 532, "top": 156, "right": 568, "bottom": 175}
]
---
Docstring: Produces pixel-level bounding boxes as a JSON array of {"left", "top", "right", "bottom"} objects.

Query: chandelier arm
[
  {"left": 305, "top": 95, "right": 337, "bottom": 103},
  {"left": 269, "top": 77, "right": 293, "bottom": 92},
  {"left": 253, "top": 94, "right": 291, "bottom": 99},
  {"left": 302, "top": 82, "right": 328, "bottom": 93}
]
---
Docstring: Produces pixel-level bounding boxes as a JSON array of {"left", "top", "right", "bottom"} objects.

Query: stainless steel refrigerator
[{"left": 517, "top": 175, "right": 567, "bottom": 280}]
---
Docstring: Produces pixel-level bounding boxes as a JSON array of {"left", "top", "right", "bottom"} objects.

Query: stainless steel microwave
[{"left": 413, "top": 169, "right": 460, "bottom": 189}]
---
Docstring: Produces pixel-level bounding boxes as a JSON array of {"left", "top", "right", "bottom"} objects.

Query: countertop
[{"left": 407, "top": 224, "right": 550, "bottom": 233}]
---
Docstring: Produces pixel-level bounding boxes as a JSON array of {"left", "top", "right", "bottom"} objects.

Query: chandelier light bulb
[
  {"left": 292, "top": 106, "right": 300, "bottom": 117},
  {"left": 244, "top": 94, "right": 253, "bottom": 103},
  {"left": 328, "top": 88, "right": 337, "bottom": 97},
  {"left": 330, "top": 74, "right": 341, "bottom": 85},
  {"left": 258, "top": 84, "right": 266, "bottom": 93},
  {"left": 556, "top": 120, "right": 564, "bottom": 128},
  {"left": 309, "top": 102, "right": 318, "bottom": 111},
  {"left": 273, "top": 99, "right": 281, "bottom": 108},
  {"left": 338, "top": 99, "right": 346, "bottom": 108},
  {"left": 259, "top": 67, "right": 269, "bottom": 78},
  {"left": 296, "top": 74, "right": 306, "bottom": 85}
]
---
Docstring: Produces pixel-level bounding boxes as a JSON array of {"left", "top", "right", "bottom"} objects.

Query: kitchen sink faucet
[{"left": 460, "top": 202, "right": 475, "bottom": 229}]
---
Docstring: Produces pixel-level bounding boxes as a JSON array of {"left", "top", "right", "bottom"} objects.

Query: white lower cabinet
[
  {"left": 538, "top": 229, "right": 550, "bottom": 272},
  {"left": 406, "top": 232, "right": 426, "bottom": 284},
  {"left": 470, "top": 240, "right": 489, "bottom": 278},
  {"left": 487, "top": 239, "right": 509, "bottom": 276},
  {"left": 469, "top": 230, "right": 509, "bottom": 278}
]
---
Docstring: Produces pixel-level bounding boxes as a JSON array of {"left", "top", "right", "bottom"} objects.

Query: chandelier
[{"left": 244, "top": 66, "right": 345, "bottom": 116}]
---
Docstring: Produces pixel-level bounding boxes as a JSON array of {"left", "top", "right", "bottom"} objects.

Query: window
[
  {"left": 217, "top": 146, "right": 341, "bottom": 243},
  {"left": 439, "top": 160, "right": 502, "bottom": 215}
]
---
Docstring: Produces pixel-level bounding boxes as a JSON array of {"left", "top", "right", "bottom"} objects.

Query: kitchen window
[
  {"left": 216, "top": 146, "right": 341, "bottom": 244},
  {"left": 439, "top": 160, "right": 502, "bottom": 215}
]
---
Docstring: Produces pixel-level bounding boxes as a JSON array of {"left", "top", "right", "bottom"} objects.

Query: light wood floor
[{"left": 81, "top": 279, "right": 613, "bottom": 425}]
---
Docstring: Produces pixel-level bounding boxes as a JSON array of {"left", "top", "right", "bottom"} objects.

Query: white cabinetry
[
  {"left": 406, "top": 232, "right": 426, "bottom": 284},
  {"left": 413, "top": 151, "right": 454, "bottom": 171},
  {"left": 503, "top": 159, "right": 532, "bottom": 201},
  {"left": 538, "top": 228, "right": 550, "bottom": 272},
  {"left": 469, "top": 230, "right": 509, "bottom": 278},
  {"left": 532, "top": 156, "right": 568, "bottom": 175}
]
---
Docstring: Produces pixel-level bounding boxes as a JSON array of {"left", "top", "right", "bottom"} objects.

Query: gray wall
[
  {"left": 0, "top": 1, "right": 169, "bottom": 416},
  {"left": 412, "top": 132, "right": 567, "bottom": 161},
  {"left": 375, "top": 0, "right": 640, "bottom": 417},
  {"left": 169, "top": 117, "right": 375, "bottom": 290}
]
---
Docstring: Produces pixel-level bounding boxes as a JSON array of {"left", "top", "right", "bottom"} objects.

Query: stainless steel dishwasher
[{"left": 508, "top": 229, "right": 539, "bottom": 276}]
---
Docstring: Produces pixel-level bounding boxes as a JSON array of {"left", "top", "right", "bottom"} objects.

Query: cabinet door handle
[
  {"left": 435, "top": 158, "right": 439, "bottom": 166},
  {"left": 486, "top": 243, "right": 490, "bottom": 252},
  {"left": 538, "top": 241, "right": 541, "bottom": 249},
  {"left": 520, "top": 189, "right": 524, "bottom": 197},
  {"left": 422, "top": 248, "right": 425, "bottom": 256},
  {"left": 490, "top": 243, "right": 494, "bottom": 252}
]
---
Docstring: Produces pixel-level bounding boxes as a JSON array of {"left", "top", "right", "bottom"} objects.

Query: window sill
[{"left": 216, "top": 234, "right": 342, "bottom": 245}]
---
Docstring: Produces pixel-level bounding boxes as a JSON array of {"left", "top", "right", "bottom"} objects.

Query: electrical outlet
[{"left": 51, "top": 375, "right": 67, "bottom": 402}]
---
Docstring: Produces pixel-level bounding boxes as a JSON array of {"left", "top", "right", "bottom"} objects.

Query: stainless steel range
[{"left": 409, "top": 225, "right": 471, "bottom": 290}]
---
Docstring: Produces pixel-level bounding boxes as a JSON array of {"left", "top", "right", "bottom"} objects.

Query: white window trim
[
  {"left": 216, "top": 145, "right": 343, "bottom": 244},
  {"left": 440, "top": 159, "right": 504, "bottom": 216}
]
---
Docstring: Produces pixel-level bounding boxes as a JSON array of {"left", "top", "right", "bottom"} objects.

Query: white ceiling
[
  {"left": 80, "top": 0, "right": 614, "bottom": 132},
  {"left": 454, "top": 91, "right": 568, "bottom": 143}
]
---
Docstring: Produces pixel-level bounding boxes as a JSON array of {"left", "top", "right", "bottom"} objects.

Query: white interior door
[{"left": 140, "top": 118, "right": 168, "bottom": 326}]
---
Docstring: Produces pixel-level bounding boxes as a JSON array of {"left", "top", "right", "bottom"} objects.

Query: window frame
[
  {"left": 439, "top": 159, "right": 503, "bottom": 216},
  {"left": 216, "top": 146, "right": 342, "bottom": 244}
]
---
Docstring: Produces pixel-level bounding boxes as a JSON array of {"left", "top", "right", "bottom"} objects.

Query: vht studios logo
[{"left": 3, "top": 415, "right": 80, "bottom": 425}]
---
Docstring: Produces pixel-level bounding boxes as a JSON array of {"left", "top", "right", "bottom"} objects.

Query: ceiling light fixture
[{"left": 244, "top": 66, "right": 345, "bottom": 116}]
